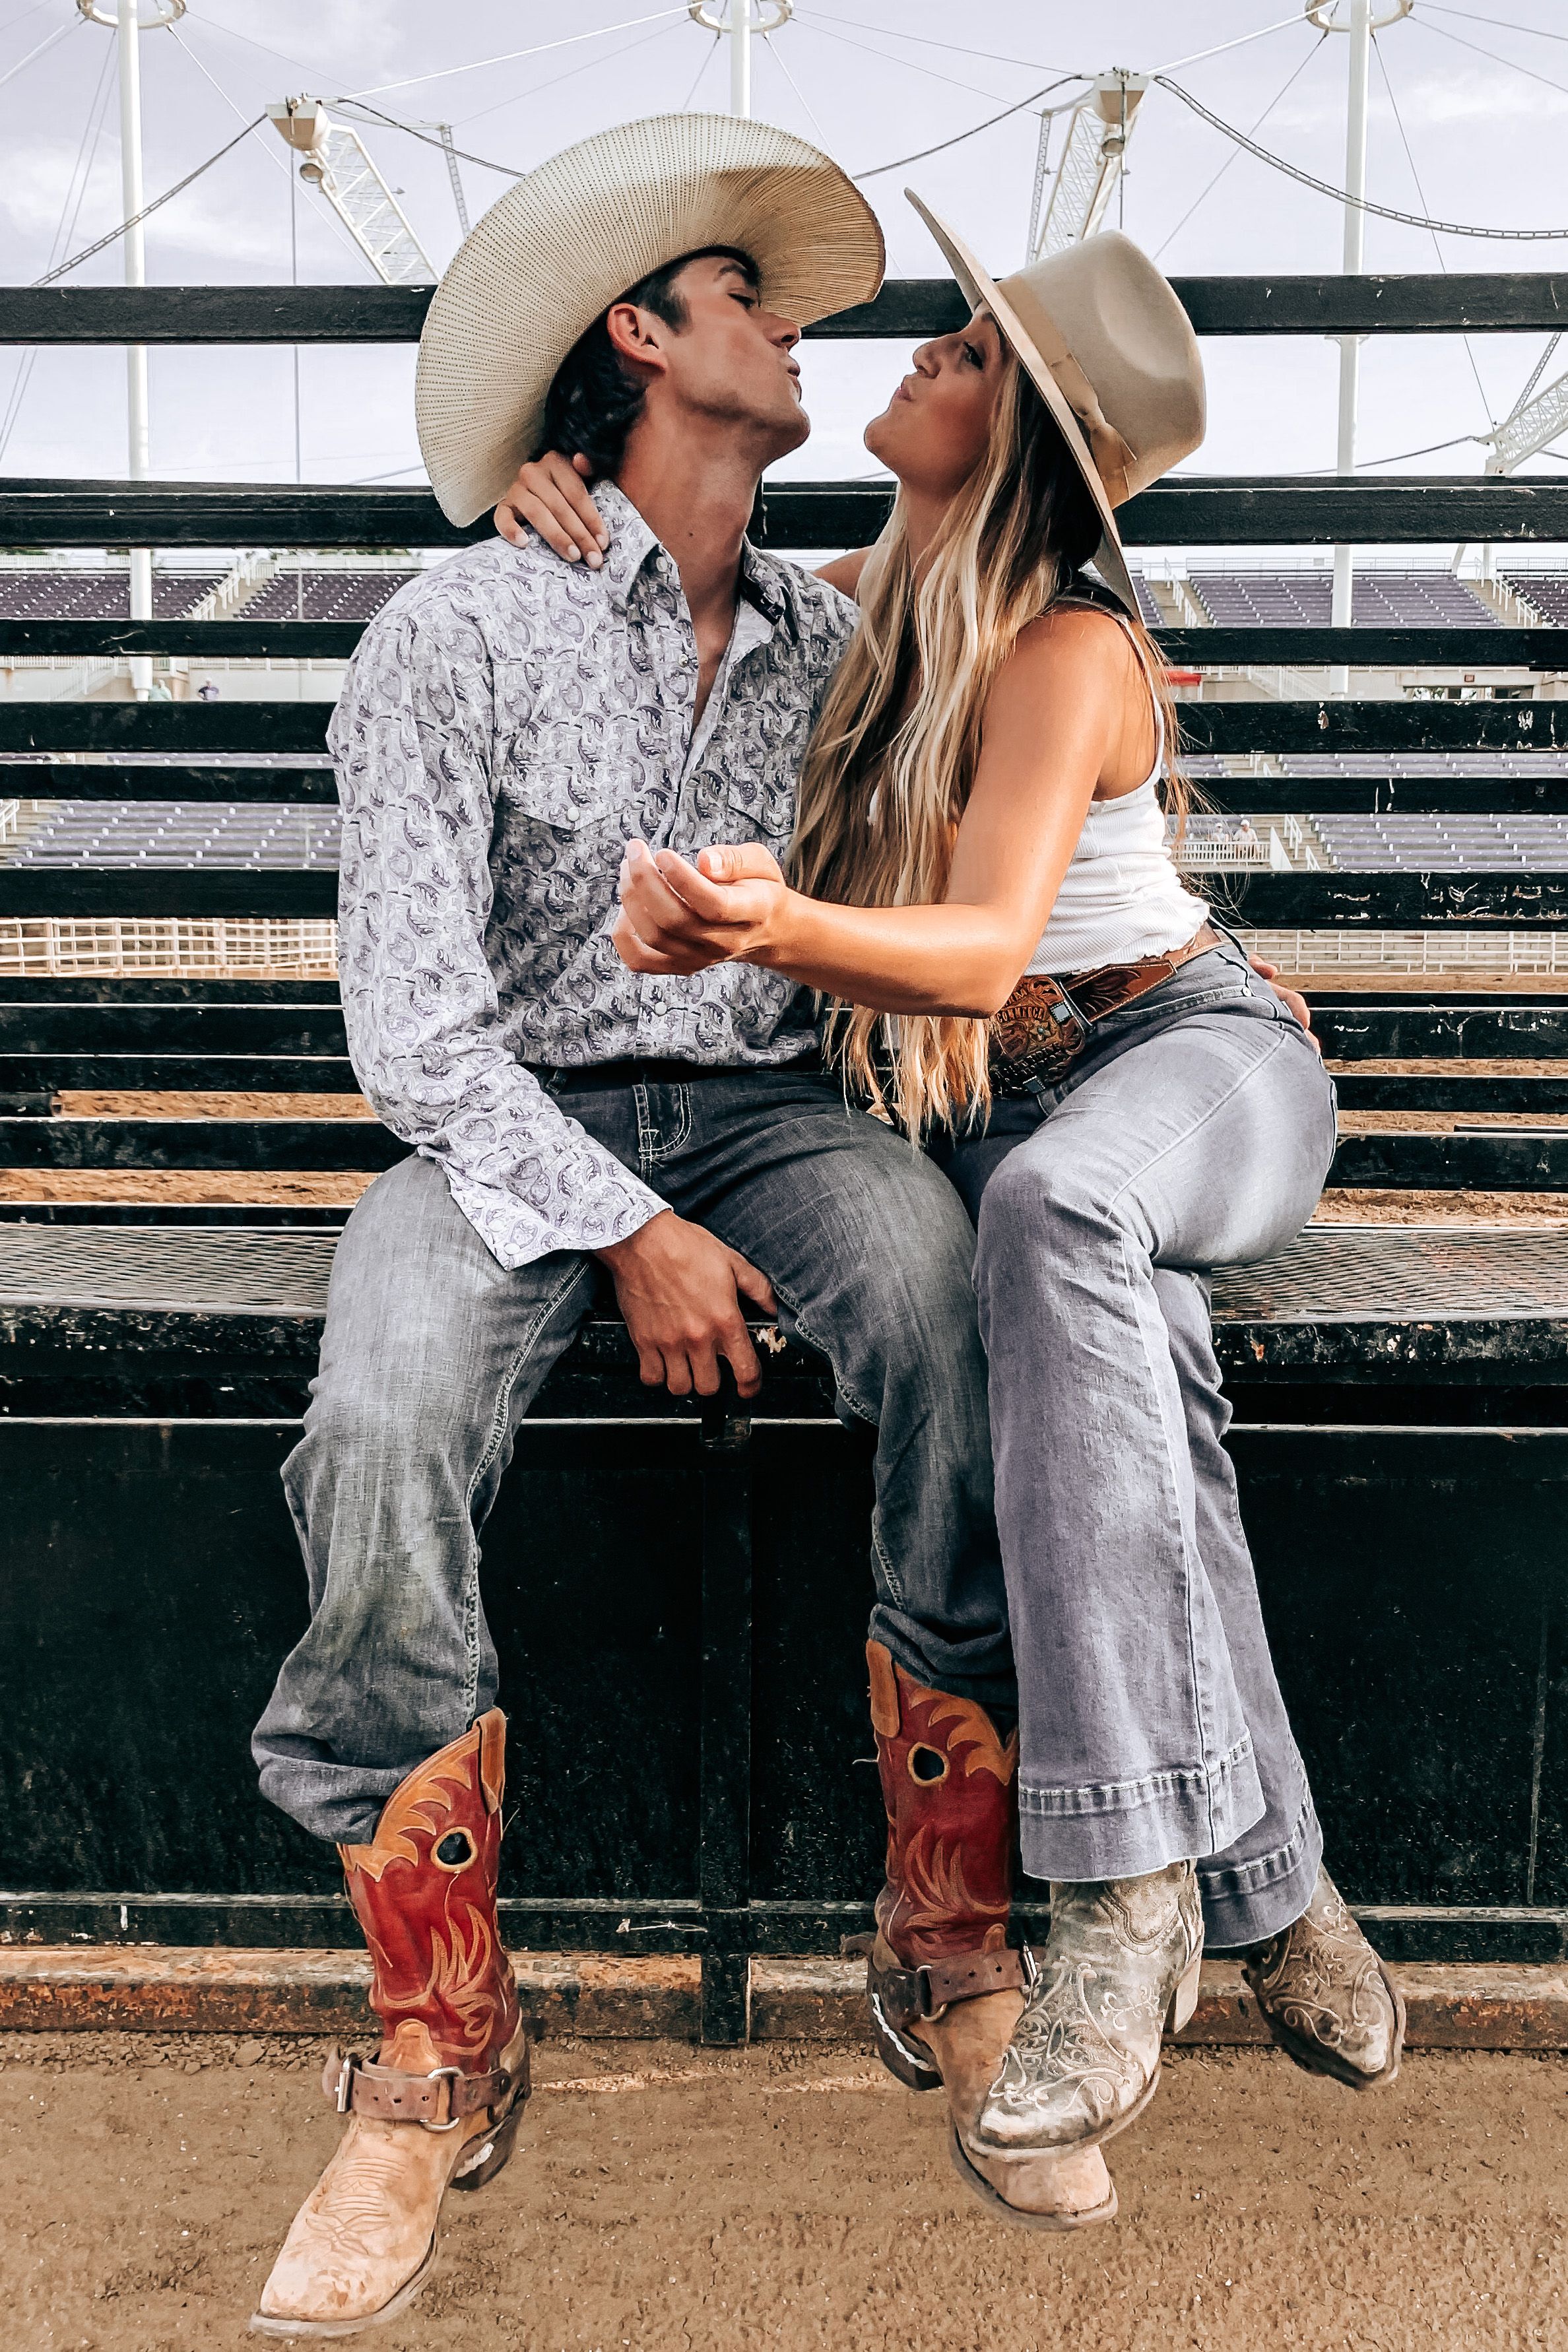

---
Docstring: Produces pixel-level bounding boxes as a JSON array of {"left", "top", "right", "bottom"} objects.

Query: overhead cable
[
  {"left": 1, "top": 34, "right": 115, "bottom": 459},
  {"left": 1421, "top": 3, "right": 1568, "bottom": 46},
  {"left": 335, "top": 8, "right": 689, "bottom": 102},
  {"left": 794, "top": 10, "right": 1077, "bottom": 75},
  {"left": 855, "top": 78, "right": 1086, "bottom": 183},
  {"left": 1411, "top": 14, "right": 1568, "bottom": 104},
  {"left": 1372, "top": 31, "right": 1495, "bottom": 430},
  {"left": 797, "top": 15, "right": 1056, "bottom": 105},
  {"left": 32, "top": 114, "right": 265, "bottom": 286},
  {"left": 333, "top": 101, "right": 525, "bottom": 177},
  {"left": 0, "top": 14, "right": 79, "bottom": 94},
  {"left": 1150, "top": 13, "right": 1314, "bottom": 75},
  {"left": 1154, "top": 74, "right": 1568, "bottom": 239},
  {"left": 1156, "top": 34, "right": 1328, "bottom": 261}
]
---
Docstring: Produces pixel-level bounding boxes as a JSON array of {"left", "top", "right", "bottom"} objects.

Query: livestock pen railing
[{"left": 1, "top": 273, "right": 1567, "bottom": 2041}]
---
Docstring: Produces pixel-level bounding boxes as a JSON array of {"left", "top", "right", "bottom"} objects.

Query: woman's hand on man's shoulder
[{"left": 494, "top": 450, "right": 609, "bottom": 567}]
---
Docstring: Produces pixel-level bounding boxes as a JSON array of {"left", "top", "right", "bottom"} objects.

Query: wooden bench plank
[
  {"left": 9, "top": 275, "right": 1568, "bottom": 345},
  {"left": 7, "top": 474, "right": 1568, "bottom": 550}
]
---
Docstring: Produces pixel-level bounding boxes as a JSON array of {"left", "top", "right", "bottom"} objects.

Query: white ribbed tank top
[{"left": 1025, "top": 608, "right": 1210, "bottom": 976}]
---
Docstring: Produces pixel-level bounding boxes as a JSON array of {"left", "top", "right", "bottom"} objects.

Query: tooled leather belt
[{"left": 989, "top": 921, "right": 1222, "bottom": 1095}]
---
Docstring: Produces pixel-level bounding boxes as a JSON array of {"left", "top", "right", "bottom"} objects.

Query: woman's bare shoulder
[
  {"left": 995, "top": 602, "right": 1134, "bottom": 703},
  {"left": 814, "top": 546, "right": 874, "bottom": 599}
]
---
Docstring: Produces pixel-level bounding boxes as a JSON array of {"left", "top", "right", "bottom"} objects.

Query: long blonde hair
[{"left": 791, "top": 353, "right": 1188, "bottom": 1135}]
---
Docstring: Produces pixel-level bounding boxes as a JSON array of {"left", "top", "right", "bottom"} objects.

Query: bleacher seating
[
  {"left": 0, "top": 570, "right": 223, "bottom": 619},
  {"left": 238, "top": 570, "right": 417, "bottom": 622},
  {"left": 3, "top": 803, "right": 341, "bottom": 870},
  {"left": 1127, "top": 568, "right": 1163, "bottom": 628},
  {"left": 1187, "top": 752, "right": 1568, "bottom": 781},
  {"left": 1189, "top": 571, "right": 1498, "bottom": 628},
  {"left": 1503, "top": 574, "right": 1568, "bottom": 626},
  {"left": 1313, "top": 814, "right": 1568, "bottom": 872}
]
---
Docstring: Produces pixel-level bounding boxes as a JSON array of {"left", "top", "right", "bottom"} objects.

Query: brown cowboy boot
[
  {"left": 863, "top": 1641, "right": 1115, "bottom": 2231},
  {"left": 252, "top": 1710, "right": 529, "bottom": 2337},
  {"left": 1243, "top": 1867, "right": 1405, "bottom": 2089}
]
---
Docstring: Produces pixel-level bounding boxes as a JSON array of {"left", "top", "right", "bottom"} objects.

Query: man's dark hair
[{"left": 539, "top": 246, "right": 760, "bottom": 477}]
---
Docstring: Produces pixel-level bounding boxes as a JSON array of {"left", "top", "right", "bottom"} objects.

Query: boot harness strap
[
  {"left": 321, "top": 2046, "right": 517, "bottom": 2129},
  {"left": 873, "top": 1944, "right": 1033, "bottom": 2029}
]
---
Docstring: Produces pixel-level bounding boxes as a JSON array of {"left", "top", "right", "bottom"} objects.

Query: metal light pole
[
  {"left": 1307, "top": 0, "right": 1412, "bottom": 688},
  {"left": 79, "top": 0, "right": 185, "bottom": 698},
  {"left": 1331, "top": 0, "right": 1370, "bottom": 653},
  {"left": 688, "top": 0, "right": 793, "bottom": 119}
]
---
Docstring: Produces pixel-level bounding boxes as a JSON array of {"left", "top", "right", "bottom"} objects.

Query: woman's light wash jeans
[
  {"left": 938, "top": 940, "right": 1338, "bottom": 1948},
  {"left": 253, "top": 1067, "right": 1009, "bottom": 1847}
]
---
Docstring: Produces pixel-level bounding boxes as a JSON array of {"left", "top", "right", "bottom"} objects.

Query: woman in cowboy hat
[{"left": 516, "top": 196, "right": 1405, "bottom": 2186}]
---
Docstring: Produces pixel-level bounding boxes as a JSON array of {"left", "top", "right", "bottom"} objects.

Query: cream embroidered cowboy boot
[
  {"left": 1243, "top": 1867, "right": 1404, "bottom": 2088},
  {"left": 863, "top": 1642, "right": 1115, "bottom": 2230},
  {"left": 968, "top": 1861, "right": 1202, "bottom": 2160},
  {"left": 252, "top": 1711, "right": 529, "bottom": 2337}
]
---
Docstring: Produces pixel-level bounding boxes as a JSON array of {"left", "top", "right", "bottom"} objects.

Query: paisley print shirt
[{"left": 330, "top": 483, "right": 858, "bottom": 1268}]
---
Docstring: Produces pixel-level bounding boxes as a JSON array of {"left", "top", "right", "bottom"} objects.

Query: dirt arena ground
[{"left": 5, "top": 2032, "right": 1564, "bottom": 2352}]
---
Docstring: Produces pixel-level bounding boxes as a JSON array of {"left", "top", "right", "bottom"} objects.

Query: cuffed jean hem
[
  {"left": 1017, "top": 1731, "right": 1266, "bottom": 1883},
  {"left": 866, "top": 1601, "right": 1018, "bottom": 1716},
  {"left": 1198, "top": 1793, "right": 1325, "bottom": 1952}
]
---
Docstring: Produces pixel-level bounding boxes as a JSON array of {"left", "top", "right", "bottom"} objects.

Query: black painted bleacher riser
[
  {"left": 7, "top": 768, "right": 1568, "bottom": 817},
  {"left": 9, "top": 698, "right": 1568, "bottom": 760},
  {"left": 0, "top": 993, "right": 1562, "bottom": 1062},
  {"left": 7, "top": 1062, "right": 1565, "bottom": 1113},
  {"left": 1, "top": 868, "right": 1565, "bottom": 925},
  {"left": 5, "top": 622, "right": 1567, "bottom": 670}
]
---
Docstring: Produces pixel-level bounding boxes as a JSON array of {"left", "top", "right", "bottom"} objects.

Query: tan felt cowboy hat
[
  {"left": 906, "top": 193, "right": 1205, "bottom": 616},
  {"left": 416, "top": 114, "right": 886, "bottom": 527}
]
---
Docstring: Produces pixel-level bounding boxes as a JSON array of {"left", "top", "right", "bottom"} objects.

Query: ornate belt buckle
[{"left": 989, "top": 975, "right": 1090, "bottom": 1094}]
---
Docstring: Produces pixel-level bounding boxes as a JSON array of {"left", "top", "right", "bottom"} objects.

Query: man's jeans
[
  {"left": 938, "top": 942, "right": 1339, "bottom": 1948},
  {"left": 253, "top": 1067, "right": 1008, "bottom": 1846}
]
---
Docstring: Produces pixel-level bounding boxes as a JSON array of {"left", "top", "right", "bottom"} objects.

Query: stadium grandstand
[
  {"left": 236, "top": 569, "right": 418, "bottom": 622},
  {"left": 1186, "top": 570, "right": 1499, "bottom": 628},
  {"left": 1502, "top": 573, "right": 1568, "bottom": 627},
  {"left": 0, "top": 567, "right": 224, "bottom": 619}
]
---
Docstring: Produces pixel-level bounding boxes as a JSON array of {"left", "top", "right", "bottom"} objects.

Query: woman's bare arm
[
  {"left": 615, "top": 608, "right": 1129, "bottom": 1016},
  {"left": 814, "top": 546, "right": 873, "bottom": 597}
]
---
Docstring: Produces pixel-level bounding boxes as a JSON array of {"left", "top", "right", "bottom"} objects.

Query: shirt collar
[{"left": 595, "top": 478, "right": 791, "bottom": 632}]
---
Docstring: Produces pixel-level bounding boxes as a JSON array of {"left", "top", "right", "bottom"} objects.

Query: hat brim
[
  {"left": 904, "top": 191, "right": 1140, "bottom": 620},
  {"left": 416, "top": 114, "right": 886, "bottom": 527}
]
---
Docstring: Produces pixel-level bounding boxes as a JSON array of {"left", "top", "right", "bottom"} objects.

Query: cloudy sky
[{"left": 1, "top": 0, "right": 1565, "bottom": 534}]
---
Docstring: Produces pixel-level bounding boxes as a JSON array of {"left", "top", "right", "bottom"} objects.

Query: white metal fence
[
  {"left": 1239, "top": 929, "right": 1568, "bottom": 975},
  {"left": 0, "top": 917, "right": 339, "bottom": 977}
]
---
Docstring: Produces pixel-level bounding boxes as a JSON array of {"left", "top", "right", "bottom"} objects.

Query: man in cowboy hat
[{"left": 248, "top": 114, "right": 1068, "bottom": 2336}]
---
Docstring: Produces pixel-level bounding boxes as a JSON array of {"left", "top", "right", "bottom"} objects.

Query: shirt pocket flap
[{"left": 493, "top": 662, "right": 637, "bottom": 834}]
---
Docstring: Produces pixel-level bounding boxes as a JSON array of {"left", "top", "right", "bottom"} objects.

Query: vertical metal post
[
  {"left": 1330, "top": 0, "right": 1372, "bottom": 686},
  {"left": 117, "top": 0, "right": 153, "bottom": 701},
  {"left": 698, "top": 1390, "right": 754, "bottom": 2042},
  {"left": 729, "top": 0, "right": 751, "bottom": 118}
]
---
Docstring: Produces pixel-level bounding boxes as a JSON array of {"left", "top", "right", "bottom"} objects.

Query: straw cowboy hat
[
  {"left": 416, "top": 114, "right": 886, "bottom": 527},
  {"left": 906, "top": 194, "right": 1204, "bottom": 616}
]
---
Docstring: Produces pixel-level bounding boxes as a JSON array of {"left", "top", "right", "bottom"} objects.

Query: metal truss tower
[
  {"left": 269, "top": 100, "right": 435, "bottom": 285},
  {"left": 1029, "top": 73, "right": 1148, "bottom": 261}
]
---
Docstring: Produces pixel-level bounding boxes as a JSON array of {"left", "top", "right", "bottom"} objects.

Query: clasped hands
[{"left": 613, "top": 838, "right": 788, "bottom": 976}]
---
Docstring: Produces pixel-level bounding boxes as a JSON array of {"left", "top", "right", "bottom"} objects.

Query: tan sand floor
[{"left": 3, "top": 2031, "right": 1563, "bottom": 2352}]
